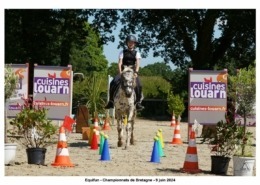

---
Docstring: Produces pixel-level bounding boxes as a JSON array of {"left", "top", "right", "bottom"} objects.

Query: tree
[
  {"left": 167, "top": 93, "right": 185, "bottom": 118},
  {"left": 228, "top": 64, "right": 255, "bottom": 155},
  {"left": 118, "top": 9, "right": 255, "bottom": 70},
  {"left": 108, "top": 62, "right": 118, "bottom": 77},
  {"left": 139, "top": 62, "right": 174, "bottom": 81},
  {"left": 140, "top": 76, "right": 171, "bottom": 99},
  {"left": 70, "top": 22, "right": 108, "bottom": 75}
]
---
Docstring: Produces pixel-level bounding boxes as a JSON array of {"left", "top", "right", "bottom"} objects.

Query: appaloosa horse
[{"left": 114, "top": 66, "right": 137, "bottom": 149}]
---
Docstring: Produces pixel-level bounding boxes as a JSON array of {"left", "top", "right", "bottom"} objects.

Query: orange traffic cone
[
  {"left": 91, "top": 129, "right": 99, "bottom": 150},
  {"left": 52, "top": 126, "right": 74, "bottom": 167},
  {"left": 180, "top": 130, "right": 201, "bottom": 173},
  {"left": 93, "top": 117, "right": 99, "bottom": 129},
  {"left": 102, "top": 117, "right": 110, "bottom": 130},
  {"left": 170, "top": 111, "right": 176, "bottom": 127},
  {"left": 171, "top": 117, "right": 182, "bottom": 145}
]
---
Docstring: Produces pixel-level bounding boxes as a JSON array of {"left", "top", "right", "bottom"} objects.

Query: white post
[{"left": 107, "top": 75, "right": 115, "bottom": 125}]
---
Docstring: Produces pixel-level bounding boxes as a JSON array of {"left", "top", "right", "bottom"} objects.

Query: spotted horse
[{"left": 114, "top": 66, "right": 139, "bottom": 149}]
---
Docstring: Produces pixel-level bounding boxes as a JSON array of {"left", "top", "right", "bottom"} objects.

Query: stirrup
[{"left": 136, "top": 103, "right": 144, "bottom": 110}]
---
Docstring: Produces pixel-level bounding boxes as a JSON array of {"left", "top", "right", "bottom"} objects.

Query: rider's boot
[{"left": 135, "top": 86, "right": 144, "bottom": 111}]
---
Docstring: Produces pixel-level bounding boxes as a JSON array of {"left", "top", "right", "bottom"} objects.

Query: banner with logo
[
  {"left": 6, "top": 63, "right": 29, "bottom": 118},
  {"left": 188, "top": 69, "right": 227, "bottom": 125},
  {"left": 33, "top": 65, "right": 73, "bottom": 120}
]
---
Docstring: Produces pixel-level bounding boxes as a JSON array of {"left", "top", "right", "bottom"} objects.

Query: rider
[{"left": 105, "top": 35, "right": 144, "bottom": 111}]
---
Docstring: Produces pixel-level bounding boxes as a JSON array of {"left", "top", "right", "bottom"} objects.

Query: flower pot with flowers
[{"left": 9, "top": 97, "right": 58, "bottom": 165}]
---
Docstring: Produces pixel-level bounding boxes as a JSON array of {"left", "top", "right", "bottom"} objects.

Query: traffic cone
[
  {"left": 93, "top": 117, "right": 99, "bottom": 128},
  {"left": 150, "top": 136, "right": 160, "bottom": 163},
  {"left": 89, "top": 118, "right": 100, "bottom": 145},
  {"left": 156, "top": 133, "right": 165, "bottom": 157},
  {"left": 99, "top": 132, "right": 105, "bottom": 155},
  {"left": 102, "top": 117, "right": 111, "bottom": 130},
  {"left": 180, "top": 130, "right": 201, "bottom": 173},
  {"left": 157, "top": 129, "right": 165, "bottom": 149},
  {"left": 170, "top": 111, "right": 176, "bottom": 127},
  {"left": 101, "top": 135, "right": 110, "bottom": 161},
  {"left": 91, "top": 129, "right": 98, "bottom": 150},
  {"left": 171, "top": 117, "right": 183, "bottom": 145},
  {"left": 52, "top": 126, "right": 74, "bottom": 167}
]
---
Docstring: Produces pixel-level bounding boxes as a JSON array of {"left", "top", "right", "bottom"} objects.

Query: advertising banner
[
  {"left": 33, "top": 65, "right": 73, "bottom": 120},
  {"left": 188, "top": 69, "right": 227, "bottom": 125},
  {"left": 6, "top": 63, "right": 29, "bottom": 118}
]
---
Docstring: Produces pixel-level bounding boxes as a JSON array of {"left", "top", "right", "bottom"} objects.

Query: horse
[{"left": 114, "top": 66, "right": 137, "bottom": 149}]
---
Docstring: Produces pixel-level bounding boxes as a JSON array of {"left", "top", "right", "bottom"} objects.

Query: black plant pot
[
  {"left": 211, "top": 156, "right": 231, "bottom": 175},
  {"left": 26, "top": 148, "right": 47, "bottom": 165}
]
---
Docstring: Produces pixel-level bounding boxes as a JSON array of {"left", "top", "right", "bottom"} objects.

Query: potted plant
[
  {"left": 229, "top": 65, "right": 256, "bottom": 176},
  {"left": 167, "top": 93, "right": 185, "bottom": 122},
  {"left": 202, "top": 120, "right": 239, "bottom": 175},
  {"left": 9, "top": 97, "right": 58, "bottom": 165},
  {"left": 4, "top": 64, "right": 19, "bottom": 165}
]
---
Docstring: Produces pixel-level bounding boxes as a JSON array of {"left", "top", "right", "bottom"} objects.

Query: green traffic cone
[
  {"left": 157, "top": 133, "right": 165, "bottom": 157},
  {"left": 99, "top": 132, "right": 105, "bottom": 155},
  {"left": 158, "top": 129, "right": 165, "bottom": 149}
]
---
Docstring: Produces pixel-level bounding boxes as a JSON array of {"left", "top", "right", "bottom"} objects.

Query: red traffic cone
[
  {"left": 180, "top": 130, "right": 201, "bottom": 173},
  {"left": 171, "top": 118, "right": 183, "bottom": 145},
  {"left": 170, "top": 112, "right": 176, "bottom": 127},
  {"left": 91, "top": 129, "right": 98, "bottom": 150},
  {"left": 52, "top": 126, "right": 74, "bottom": 167}
]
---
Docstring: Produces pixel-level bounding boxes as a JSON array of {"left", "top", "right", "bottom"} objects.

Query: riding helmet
[{"left": 126, "top": 35, "right": 138, "bottom": 44}]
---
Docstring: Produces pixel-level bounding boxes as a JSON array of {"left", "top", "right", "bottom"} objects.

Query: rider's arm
[
  {"left": 118, "top": 58, "right": 123, "bottom": 74},
  {"left": 135, "top": 58, "right": 140, "bottom": 73},
  {"left": 135, "top": 51, "right": 141, "bottom": 74}
]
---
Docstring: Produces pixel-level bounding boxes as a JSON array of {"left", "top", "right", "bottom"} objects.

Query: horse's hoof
[
  {"left": 130, "top": 139, "right": 135, "bottom": 145},
  {"left": 118, "top": 141, "right": 123, "bottom": 147}
]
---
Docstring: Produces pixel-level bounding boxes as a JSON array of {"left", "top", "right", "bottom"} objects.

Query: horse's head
[{"left": 121, "top": 66, "right": 136, "bottom": 97}]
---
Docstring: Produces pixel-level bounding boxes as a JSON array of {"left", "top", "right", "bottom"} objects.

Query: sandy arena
[{"left": 5, "top": 118, "right": 256, "bottom": 176}]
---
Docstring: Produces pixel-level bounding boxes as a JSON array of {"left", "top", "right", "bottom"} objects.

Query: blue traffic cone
[
  {"left": 99, "top": 132, "right": 105, "bottom": 155},
  {"left": 150, "top": 137, "right": 160, "bottom": 163},
  {"left": 101, "top": 135, "right": 110, "bottom": 161}
]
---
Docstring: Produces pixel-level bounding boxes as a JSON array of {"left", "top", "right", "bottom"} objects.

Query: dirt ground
[{"left": 4, "top": 118, "right": 256, "bottom": 177}]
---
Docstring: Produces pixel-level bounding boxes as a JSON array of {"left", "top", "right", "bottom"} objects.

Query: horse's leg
[
  {"left": 125, "top": 120, "right": 132, "bottom": 149},
  {"left": 117, "top": 117, "right": 123, "bottom": 147},
  {"left": 130, "top": 119, "right": 134, "bottom": 145},
  {"left": 125, "top": 108, "right": 135, "bottom": 149}
]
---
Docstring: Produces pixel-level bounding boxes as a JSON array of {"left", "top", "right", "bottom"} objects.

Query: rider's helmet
[{"left": 125, "top": 35, "right": 138, "bottom": 44}]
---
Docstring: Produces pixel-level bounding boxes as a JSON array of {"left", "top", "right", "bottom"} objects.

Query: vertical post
[
  {"left": 107, "top": 75, "right": 115, "bottom": 125},
  {"left": 188, "top": 68, "right": 193, "bottom": 142}
]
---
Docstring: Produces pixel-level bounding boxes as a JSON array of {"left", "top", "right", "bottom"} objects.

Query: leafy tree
[
  {"left": 167, "top": 93, "right": 185, "bottom": 118},
  {"left": 139, "top": 62, "right": 174, "bottom": 81},
  {"left": 140, "top": 76, "right": 171, "bottom": 99},
  {"left": 70, "top": 22, "right": 108, "bottom": 75},
  {"left": 108, "top": 62, "right": 118, "bottom": 77},
  {"left": 118, "top": 9, "right": 255, "bottom": 70},
  {"left": 228, "top": 64, "right": 255, "bottom": 155}
]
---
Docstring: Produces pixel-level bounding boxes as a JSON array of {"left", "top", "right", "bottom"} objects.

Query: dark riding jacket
[{"left": 122, "top": 49, "right": 137, "bottom": 70}]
